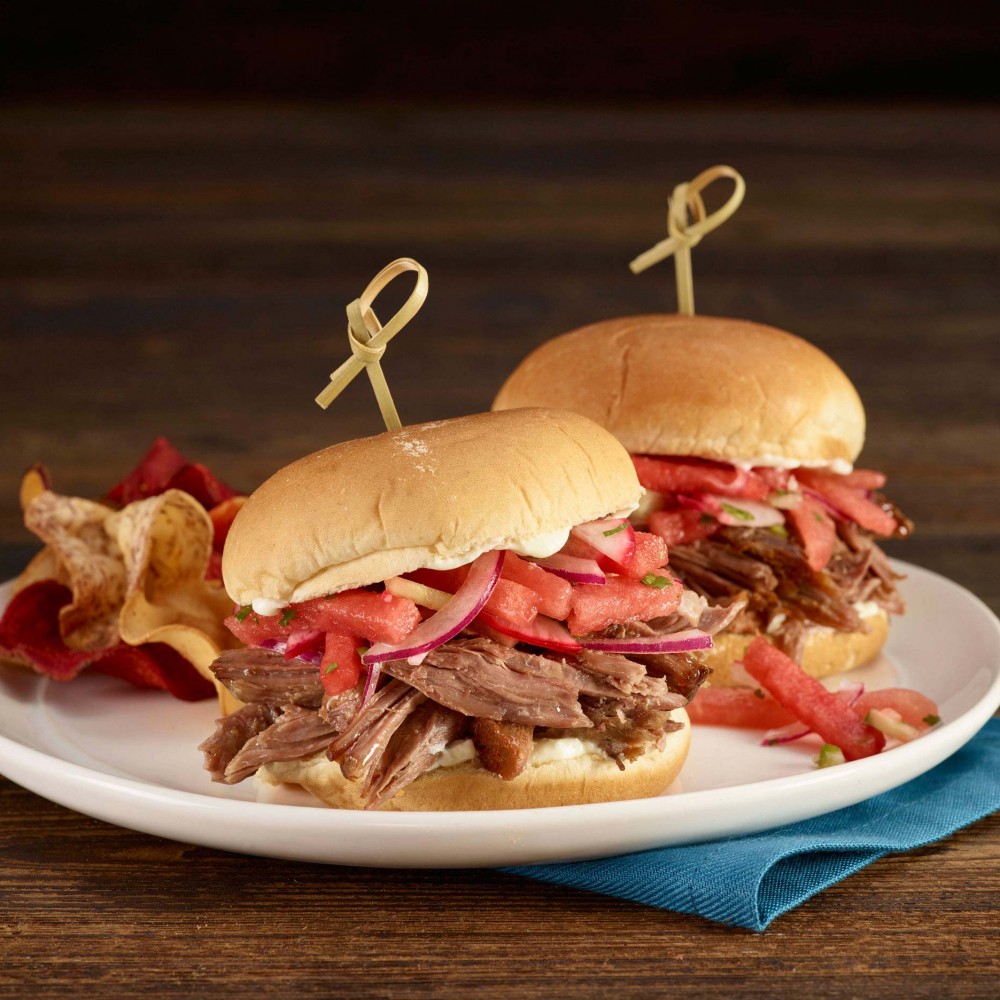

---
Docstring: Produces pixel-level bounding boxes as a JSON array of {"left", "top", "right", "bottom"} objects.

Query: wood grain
[{"left": 0, "top": 105, "right": 998, "bottom": 996}]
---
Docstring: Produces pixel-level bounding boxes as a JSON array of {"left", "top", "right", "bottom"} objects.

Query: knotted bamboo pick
[
  {"left": 629, "top": 165, "right": 745, "bottom": 316},
  {"left": 315, "top": 258, "right": 429, "bottom": 430}
]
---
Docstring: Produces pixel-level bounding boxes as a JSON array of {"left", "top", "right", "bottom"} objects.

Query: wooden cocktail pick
[
  {"left": 629, "top": 165, "right": 745, "bottom": 315},
  {"left": 315, "top": 257, "right": 429, "bottom": 430}
]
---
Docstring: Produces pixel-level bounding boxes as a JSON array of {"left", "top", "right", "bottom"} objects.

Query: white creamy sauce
[
  {"left": 251, "top": 597, "right": 287, "bottom": 616},
  {"left": 768, "top": 600, "right": 884, "bottom": 636},
  {"left": 421, "top": 526, "right": 572, "bottom": 571},
  {"left": 730, "top": 455, "right": 854, "bottom": 475},
  {"left": 430, "top": 736, "right": 600, "bottom": 772}
]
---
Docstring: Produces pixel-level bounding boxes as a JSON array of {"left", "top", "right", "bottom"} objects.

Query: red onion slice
[
  {"left": 362, "top": 550, "right": 504, "bottom": 668},
  {"left": 534, "top": 553, "right": 606, "bottom": 585},
  {"left": 478, "top": 610, "right": 582, "bottom": 655},
  {"left": 580, "top": 627, "right": 713, "bottom": 655},
  {"left": 678, "top": 492, "right": 784, "bottom": 528},
  {"left": 570, "top": 517, "right": 636, "bottom": 565}
]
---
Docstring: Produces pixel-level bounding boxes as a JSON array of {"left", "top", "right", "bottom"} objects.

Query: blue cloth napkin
[{"left": 504, "top": 719, "right": 1000, "bottom": 931}]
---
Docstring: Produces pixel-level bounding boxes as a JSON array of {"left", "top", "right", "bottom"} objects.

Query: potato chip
[
  {"left": 111, "top": 488, "right": 237, "bottom": 684},
  {"left": 22, "top": 490, "right": 126, "bottom": 651},
  {"left": 5, "top": 444, "right": 243, "bottom": 706}
]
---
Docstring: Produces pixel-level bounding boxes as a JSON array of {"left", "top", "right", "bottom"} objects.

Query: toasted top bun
[
  {"left": 258, "top": 710, "right": 690, "bottom": 811},
  {"left": 494, "top": 315, "right": 866, "bottom": 467},
  {"left": 223, "top": 408, "right": 643, "bottom": 608}
]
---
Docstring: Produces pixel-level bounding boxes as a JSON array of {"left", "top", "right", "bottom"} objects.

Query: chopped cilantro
[
  {"left": 768, "top": 524, "right": 789, "bottom": 538},
  {"left": 324, "top": 662, "right": 339, "bottom": 675},
  {"left": 923, "top": 714, "right": 941, "bottom": 726},
  {"left": 603, "top": 523, "right": 627, "bottom": 537},
  {"left": 813, "top": 511, "right": 825, "bottom": 524},
  {"left": 775, "top": 489, "right": 792, "bottom": 496},
  {"left": 279, "top": 607, "right": 297, "bottom": 628},
  {"left": 356, "top": 646, "right": 370, "bottom": 658},
  {"left": 721, "top": 502, "right": 753, "bottom": 522},
  {"left": 816, "top": 744, "right": 846, "bottom": 768},
  {"left": 641, "top": 573, "right": 672, "bottom": 588},
  {"left": 235, "top": 605, "right": 253, "bottom": 622},
  {"left": 700, "top": 513, "right": 716, "bottom": 525}
]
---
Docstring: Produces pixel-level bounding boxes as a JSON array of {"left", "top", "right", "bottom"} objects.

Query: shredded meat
[
  {"left": 199, "top": 703, "right": 279, "bottom": 781},
  {"left": 319, "top": 686, "right": 362, "bottom": 731},
  {"left": 364, "top": 703, "right": 466, "bottom": 809},
  {"left": 471, "top": 718, "right": 535, "bottom": 780},
  {"left": 210, "top": 648, "right": 324, "bottom": 708},
  {"left": 669, "top": 515, "right": 905, "bottom": 656},
  {"left": 384, "top": 638, "right": 590, "bottom": 728},
  {"left": 220, "top": 706, "right": 339, "bottom": 784},
  {"left": 327, "top": 679, "right": 426, "bottom": 783}
]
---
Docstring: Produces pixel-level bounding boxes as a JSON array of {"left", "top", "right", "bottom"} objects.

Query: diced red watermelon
[
  {"left": 754, "top": 467, "right": 793, "bottom": 492},
  {"left": 615, "top": 531, "right": 669, "bottom": 580},
  {"left": 852, "top": 688, "right": 940, "bottom": 729},
  {"left": 685, "top": 685, "right": 797, "bottom": 729},
  {"left": 648, "top": 509, "right": 718, "bottom": 546},
  {"left": 631, "top": 455, "right": 770, "bottom": 500},
  {"left": 501, "top": 554, "right": 572, "bottom": 620},
  {"left": 742, "top": 638, "right": 885, "bottom": 760},
  {"left": 567, "top": 574, "right": 683, "bottom": 635},
  {"left": 226, "top": 590, "right": 420, "bottom": 648},
  {"left": 786, "top": 495, "right": 837, "bottom": 572},
  {"left": 410, "top": 567, "right": 538, "bottom": 627},
  {"left": 478, "top": 611, "right": 582, "bottom": 655},
  {"left": 320, "top": 633, "right": 363, "bottom": 696},
  {"left": 796, "top": 470, "right": 897, "bottom": 537},
  {"left": 839, "top": 469, "right": 887, "bottom": 490}
]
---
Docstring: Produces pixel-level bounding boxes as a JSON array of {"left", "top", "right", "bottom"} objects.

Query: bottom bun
[
  {"left": 259, "top": 709, "right": 690, "bottom": 811},
  {"left": 704, "top": 609, "right": 890, "bottom": 686}
]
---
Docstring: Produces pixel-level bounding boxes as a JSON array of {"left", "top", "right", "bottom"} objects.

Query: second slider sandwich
[
  {"left": 200, "top": 408, "right": 732, "bottom": 810},
  {"left": 494, "top": 316, "right": 912, "bottom": 683}
]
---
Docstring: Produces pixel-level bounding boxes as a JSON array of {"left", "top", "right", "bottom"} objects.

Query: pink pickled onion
[
  {"left": 680, "top": 493, "right": 784, "bottom": 528},
  {"left": 570, "top": 517, "right": 636, "bottom": 566},
  {"left": 534, "top": 553, "right": 606, "bottom": 585},
  {"left": 580, "top": 628, "right": 713, "bottom": 655}
]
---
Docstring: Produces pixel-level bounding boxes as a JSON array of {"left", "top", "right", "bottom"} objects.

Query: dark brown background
[{"left": 1, "top": 7, "right": 999, "bottom": 997}]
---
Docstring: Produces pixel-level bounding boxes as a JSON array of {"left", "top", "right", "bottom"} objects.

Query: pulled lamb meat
[
  {"left": 471, "top": 719, "right": 535, "bottom": 780},
  {"left": 327, "top": 679, "right": 427, "bottom": 784},
  {"left": 668, "top": 520, "right": 904, "bottom": 653},
  {"left": 199, "top": 703, "right": 279, "bottom": 781},
  {"left": 217, "top": 705, "right": 341, "bottom": 784},
  {"left": 203, "top": 627, "right": 705, "bottom": 808},
  {"left": 383, "top": 638, "right": 591, "bottom": 728},
  {"left": 365, "top": 703, "right": 466, "bottom": 808},
  {"left": 210, "top": 648, "right": 325, "bottom": 708}
]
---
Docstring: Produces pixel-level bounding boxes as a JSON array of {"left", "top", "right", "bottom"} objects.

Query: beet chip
[
  {"left": 106, "top": 437, "right": 187, "bottom": 507},
  {"left": 0, "top": 580, "right": 213, "bottom": 700}
]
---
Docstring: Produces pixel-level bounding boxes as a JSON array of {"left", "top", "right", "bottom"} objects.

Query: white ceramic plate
[{"left": 0, "top": 561, "right": 997, "bottom": 868}]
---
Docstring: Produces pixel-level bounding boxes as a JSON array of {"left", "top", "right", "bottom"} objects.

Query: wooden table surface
[{"left": 1, "top": 104, "right": 998, "bottom": 997}]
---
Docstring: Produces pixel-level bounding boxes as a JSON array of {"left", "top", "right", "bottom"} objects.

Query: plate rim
[{"left": 1, "top": 560, "right": 998, "bottom": 865}]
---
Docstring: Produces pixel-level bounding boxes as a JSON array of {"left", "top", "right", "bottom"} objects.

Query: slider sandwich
[
  {"left": 494, "top": 317, "right": 911, "bottom": 683},
  {"left": 200, "top": 408, "right": 734, "bottom": 810}
]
